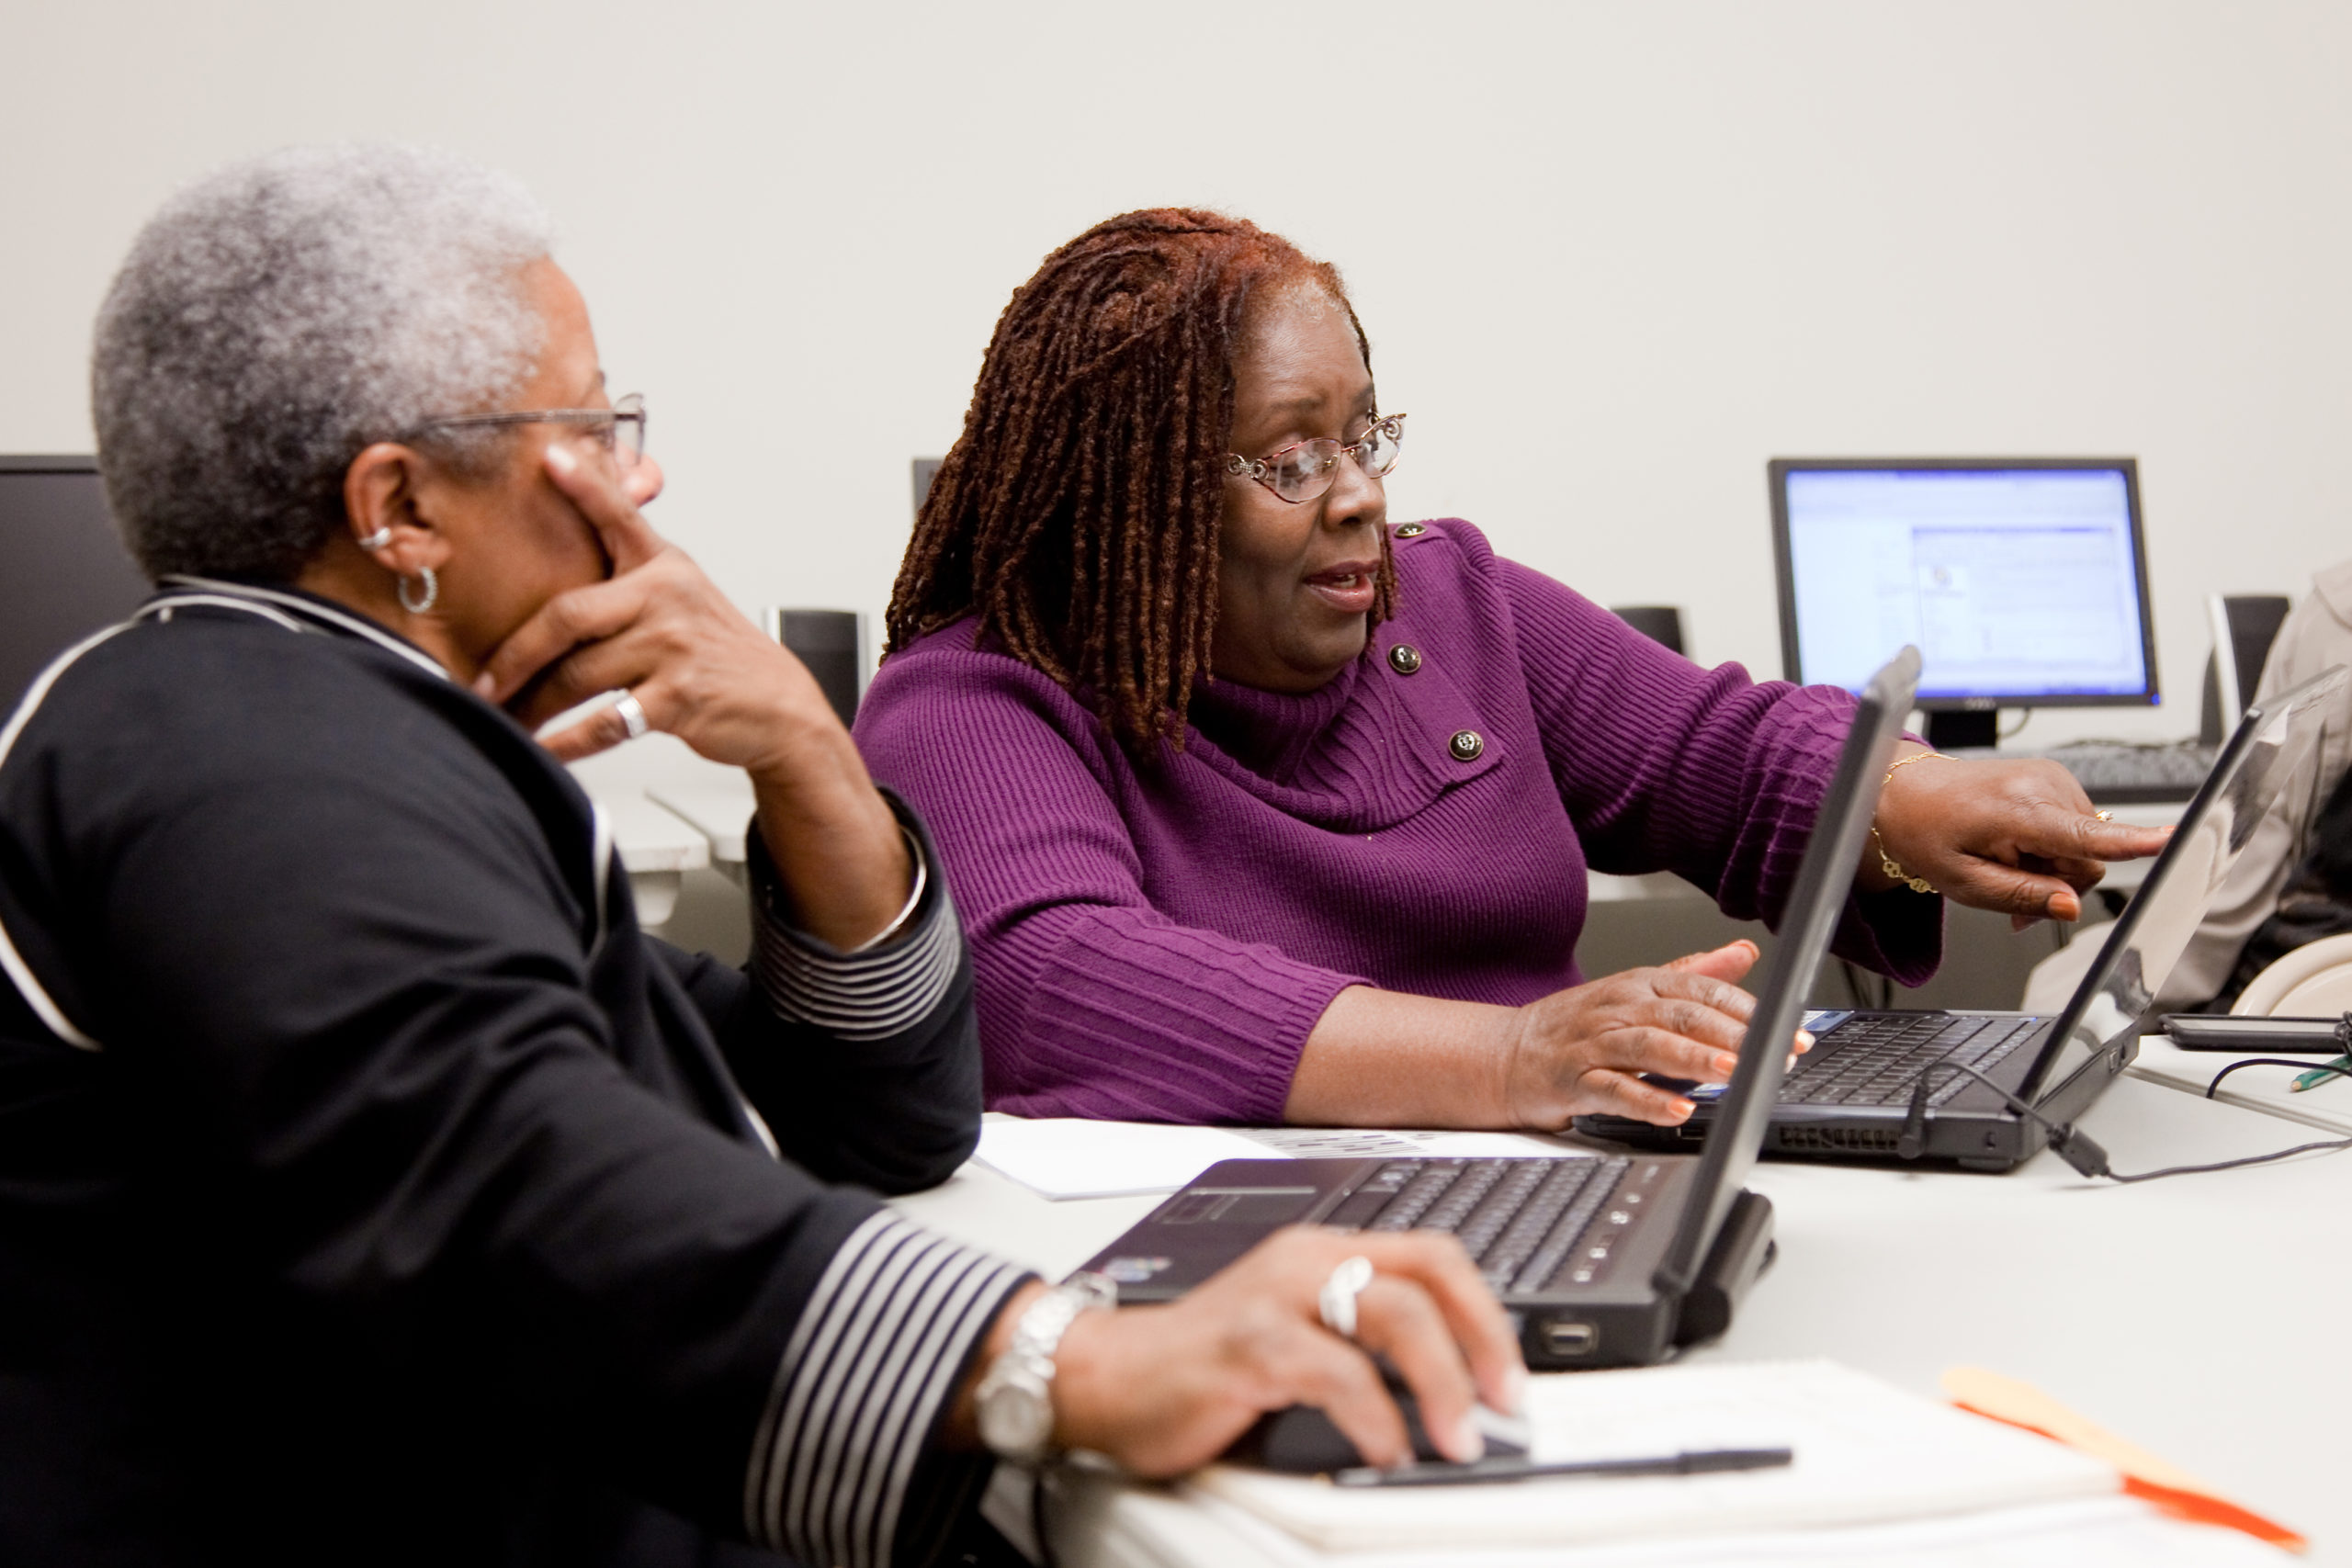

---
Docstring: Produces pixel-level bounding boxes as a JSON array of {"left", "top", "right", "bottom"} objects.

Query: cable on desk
[
  {"left": 1896, "top": 1055, "right": 2352, "bottom": 1183},
  {"left": 2202, "top": 1055, "right": 2352, "bottom": 1098}
]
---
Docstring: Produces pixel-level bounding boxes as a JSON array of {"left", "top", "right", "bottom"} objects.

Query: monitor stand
[{"left": 1924, "top": 709, "right": 1999, "bottom": 750}]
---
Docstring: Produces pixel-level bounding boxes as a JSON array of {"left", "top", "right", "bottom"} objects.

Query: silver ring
[
  {"left": 613, "top": 690, "right": 650, "bottom": 741},
  {"left": 356, "top": 525, "right": 393, "bottom": 550},
  {"left": 1317, "top": 1255, "right": 1374, "bottom": 1339}
]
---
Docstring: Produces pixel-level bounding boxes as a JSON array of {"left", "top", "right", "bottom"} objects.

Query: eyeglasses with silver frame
[
  {"left": 406, "top": 392, "right": 647, "bottom": 468},
  {"left": 1225, "top": 412, "right": 1406, "bottom": 504}
]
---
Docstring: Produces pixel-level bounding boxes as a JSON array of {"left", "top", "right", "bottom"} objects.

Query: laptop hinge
[{"left": 1668, "top": 1189, "right": 1777, "bottom": 1348}]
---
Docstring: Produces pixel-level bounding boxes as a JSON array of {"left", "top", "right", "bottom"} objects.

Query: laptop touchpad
[{"left": 1159, "top": 1187, "right": 1320, "bottom": 1225}]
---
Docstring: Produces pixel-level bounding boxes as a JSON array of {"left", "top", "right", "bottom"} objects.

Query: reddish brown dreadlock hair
[{"left": 884, "top": 209, "right": 1397, "bottom": 753}]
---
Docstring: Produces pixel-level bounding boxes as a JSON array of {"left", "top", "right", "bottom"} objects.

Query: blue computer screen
[{"left": 1781, "top": 467, "right": 2153, "bottom": 703}]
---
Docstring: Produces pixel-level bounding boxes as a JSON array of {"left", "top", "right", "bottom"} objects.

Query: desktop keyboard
[
  {"left": 1327, "top": 1156, "right": 1631, "bottom": 1293},
  {"left": 2025, "top": 741, "right": 2214, "bottom": 804},
  {"left": 1781, "top": 1015, "right": 2044, "bottom": 1108}
]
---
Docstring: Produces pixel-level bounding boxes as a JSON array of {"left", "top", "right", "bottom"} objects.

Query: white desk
[
  {"left": 566, "top": 736, "right": 741, "bottom": 926},
  {"left": 891, "top": 1079, "right": 2352, "bottom": 1564},
  {"left": 643, "top": 774, "right": 757, "bottom": 883}
]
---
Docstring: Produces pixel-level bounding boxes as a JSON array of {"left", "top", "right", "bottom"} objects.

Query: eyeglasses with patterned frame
[
  {"left": 406, "top": 392, "right": 647, "bottom": 468},
  {"left": 1224, "top": 412, "right": 1406, "bottom": 504}
]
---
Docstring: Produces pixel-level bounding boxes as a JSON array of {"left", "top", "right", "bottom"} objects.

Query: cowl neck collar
[{"left": 1175, "top": 637, "right": 1498, "bottom": 833}]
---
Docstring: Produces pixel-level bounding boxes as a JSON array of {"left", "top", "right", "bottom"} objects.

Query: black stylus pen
[{"left": 1333, "top": 1446, "right": 1794, "bottom": 1488}]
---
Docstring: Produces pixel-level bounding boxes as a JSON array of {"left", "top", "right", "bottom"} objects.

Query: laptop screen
[
  {"left": 1651, "top": 648, "right": 1919, "bottom": 1294},
  {"left": 2018, "top": 664, "right": 2347, "bottom": 1108}
]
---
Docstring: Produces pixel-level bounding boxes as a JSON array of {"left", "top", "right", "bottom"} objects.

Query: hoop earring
[
  {"left": 398, "top": 567, "right": 438, "bottom": 615},
  {"left": 356, "top": 525, "right": 393, "bottom": 550}
]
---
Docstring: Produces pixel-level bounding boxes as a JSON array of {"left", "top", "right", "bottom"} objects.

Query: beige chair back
[{"left": 2231, "top": 931, "right": 2352, "bottom": 1016}]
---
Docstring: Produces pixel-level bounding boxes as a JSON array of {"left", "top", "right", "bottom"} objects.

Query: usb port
[{"left": 1540, "top": 1320, "right": 1598, "bottom": 1357}]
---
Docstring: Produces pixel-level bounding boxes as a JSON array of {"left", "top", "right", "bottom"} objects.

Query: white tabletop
[
  {"left": 891, "top": 1078, "right": 2352, "bottom": 1564},
  {"left": 567, "top": 736, "right": 744, "bottom": 923},
  {"left": 644, "top": 775, "right": 757, "bottom": 869}
]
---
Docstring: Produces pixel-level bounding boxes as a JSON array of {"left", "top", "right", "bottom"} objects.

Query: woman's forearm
[
  {"left": 1283, "top": 985, "right": 1520, "bottom": 1128},
  {"left": 749, "top": 727, "right": 914, "bottom": 950}
]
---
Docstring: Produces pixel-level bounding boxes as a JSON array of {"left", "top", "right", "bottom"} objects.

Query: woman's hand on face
[
  {"left": 473, "top": 444, "right": 839, "bottom": 772},
  {"left": 1044, "top": 1228, "right": 1524, "bottom": 1476},
  {"left": 1870, "top": 749, "right": 2173, "bottom": 929},
  {"left": 1500, "top": 942, "right": 1786, "bottom": 1128}
]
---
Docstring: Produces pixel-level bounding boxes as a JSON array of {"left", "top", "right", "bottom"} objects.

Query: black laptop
[
  {"left": 1077, "top": 649, "right": 1922, "bottom": 1370},
  {"left": 1579, "top": 664, "right": 2348, "bottom": 1172}
]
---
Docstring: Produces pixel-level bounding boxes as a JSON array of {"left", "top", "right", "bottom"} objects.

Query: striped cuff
[
  {"left": 749, "top": 802, "right": 963, "bottom": 1042},
  {"left": 743, "top": 1212, "right": 1031, "bottom": 1568}
]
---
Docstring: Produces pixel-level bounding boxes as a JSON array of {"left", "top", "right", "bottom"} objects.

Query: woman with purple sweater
[{"left": 857, "top": 210, "right": 2165, "bottom": 1130}]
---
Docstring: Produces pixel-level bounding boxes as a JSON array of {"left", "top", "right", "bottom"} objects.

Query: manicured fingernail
[
  {"left": 1796, "top": 1031, "right": 1815, "bottom": 1050},
  {"left": 1448, "top": 1416, "right": 1487, "bottom": 1464},
  {"left": 472, "top": 671, "right": 497, "bottom": 698},
  {"left": 1669, "top": 1099, "right": 1694, "bottom": 1121},
  {"left": 545, "top": 443, "right": 577, "bottom": 474},
  {"left": 1713, "top": 1055, "right": 1738, "bottom": 1077}
]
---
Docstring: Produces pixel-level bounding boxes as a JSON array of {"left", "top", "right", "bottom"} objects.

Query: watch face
[{"left": 979, "top": 1374, "right": 1053, "bottom": 1458}]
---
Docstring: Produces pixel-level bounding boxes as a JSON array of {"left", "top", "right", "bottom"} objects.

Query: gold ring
[{"left": 2095, "top": 810, "right": 2113, "bottom": 822}]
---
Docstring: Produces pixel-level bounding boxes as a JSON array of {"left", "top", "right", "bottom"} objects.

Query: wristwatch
[{"left": 974, "top": 1271, "right": 1117, "bottom": 1464}]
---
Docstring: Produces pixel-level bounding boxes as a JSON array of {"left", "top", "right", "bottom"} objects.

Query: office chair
[
  {"left": 1610, "top": 604, "right": 1686, "bottom": 657},
  {"left": 2199, "top": 593, "right": 2293, "bottom": 747},
  {"left": 2230, "top": 932, "right": 2352, "bottom": 1018},
  {"left": 759, "top": 609, "right": 864, "bottom": 729},
  {"left": 1, "top": 456, "right": 151, "bottom": 710}
]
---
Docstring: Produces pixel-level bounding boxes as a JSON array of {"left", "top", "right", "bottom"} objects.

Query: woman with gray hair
[{"left": 0, "top": 146, "right": 1519, "bottom": 1568}]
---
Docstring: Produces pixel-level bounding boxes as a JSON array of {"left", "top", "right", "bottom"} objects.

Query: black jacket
[{"left": 0, "top": 580, "right": 1022, "bottom": 1568}]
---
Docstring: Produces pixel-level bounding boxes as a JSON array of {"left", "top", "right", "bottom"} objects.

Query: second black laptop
[{"left": 1578, "top": 664, "right": 2346, "bottom": 1171}]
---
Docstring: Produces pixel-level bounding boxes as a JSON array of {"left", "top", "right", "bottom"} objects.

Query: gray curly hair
[{"left": 92, "top": 144, "right": 556, "bottom": 581}]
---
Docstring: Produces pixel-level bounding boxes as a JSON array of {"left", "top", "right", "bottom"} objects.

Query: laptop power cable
[{"left": 1897, "top": 1057, "right": 2352, "bottom": 1183}]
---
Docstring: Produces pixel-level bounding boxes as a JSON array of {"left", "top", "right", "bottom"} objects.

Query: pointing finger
[{"left": 2011, "top": 800, "right": 2171, "bottom": 866}]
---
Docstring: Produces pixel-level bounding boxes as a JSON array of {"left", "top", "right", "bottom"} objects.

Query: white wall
[{"left": 7, "top": 0, "right": 2350, "bottom": 744}]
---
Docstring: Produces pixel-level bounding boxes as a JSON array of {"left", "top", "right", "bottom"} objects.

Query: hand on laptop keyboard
[
  {"left": 1499, "top": 941, "right": 1794, "bottom": 1128},
  {"left": 1871, "top": 745, "right": 2172, "bottom": 928}
]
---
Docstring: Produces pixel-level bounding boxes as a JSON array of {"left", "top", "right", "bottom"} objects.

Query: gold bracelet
[{"left": 1872, "top": 750, "right": 1951, "bottom": 896}]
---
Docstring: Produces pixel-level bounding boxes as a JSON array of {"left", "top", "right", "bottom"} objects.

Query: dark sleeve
[
  {"left": 1497, "top": 557, "right": 1942, "bottom": 984},
  {"left": 27, "top": 659, "right": 1023, "bottom": 1568},
  {"left": 651, "top": 792, "right": 981, "bottom": 1195}
]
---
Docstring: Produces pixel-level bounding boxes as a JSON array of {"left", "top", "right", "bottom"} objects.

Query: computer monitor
[
  {"left": 0, "top": 457, "right": 152, "bottom": 713},
  {"left": 1769, "top": 458, "right": 2158, "bottom": 749}
]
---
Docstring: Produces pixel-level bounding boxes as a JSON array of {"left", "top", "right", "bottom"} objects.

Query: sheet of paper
[
  {"left": 975, "top": 1118, "right": 1591, "bottom": 1201},
  {"left": 2128, "top": 1033, "right": 2352, "bottom": 1135},
  {"left": 973, "top": 1119, "right": 1272, "bottom": 1199},
  {"left": 1191, "top": 1359, "right": 2117, "bottom": 1554},
  {"left": 1189, "top": 1491, "right": 2273, "bottom": 1568}
]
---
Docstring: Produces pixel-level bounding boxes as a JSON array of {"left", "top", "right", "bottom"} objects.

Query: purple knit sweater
[{"left": 857, "top": 521, "right": 1941, "bottom": 1123}]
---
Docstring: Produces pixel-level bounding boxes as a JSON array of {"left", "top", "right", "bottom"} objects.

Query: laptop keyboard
[
  {"left": 1326, "top": 1156, "right": 1632, "bottom": 1294},
  {"left": 1780, "top": 1014, "right": 2044, "bottom": 1108}
]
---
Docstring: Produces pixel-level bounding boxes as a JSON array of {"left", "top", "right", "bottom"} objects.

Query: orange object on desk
[{"left": 1942, "top": 1366, "right": 2304, "bottom": 1554}]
